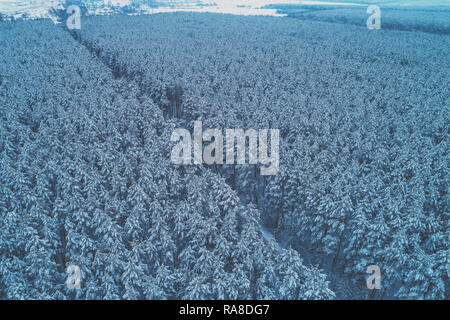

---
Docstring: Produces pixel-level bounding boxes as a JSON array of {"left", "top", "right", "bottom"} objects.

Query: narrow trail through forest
[
  {"left": 65, "top": 21, "right": 382, "bottom": 299},
  {"left": 64, "top": 27, "right": 287, "bottom": 256},
  {"left": 63, "top": 22, "right": 380, "bottom": 299}
]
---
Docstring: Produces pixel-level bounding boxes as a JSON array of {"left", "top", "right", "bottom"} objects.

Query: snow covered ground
[
  {"left": 0, "top": 1, "right": 63, "bottom": 19},
  {"left": 0, "top": 1, "right": 330, "bottom": 19}
]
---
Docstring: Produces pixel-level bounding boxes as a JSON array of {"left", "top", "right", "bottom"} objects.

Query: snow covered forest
[{"left": 0, "top": 7, "right": 449, "bottom": 300}]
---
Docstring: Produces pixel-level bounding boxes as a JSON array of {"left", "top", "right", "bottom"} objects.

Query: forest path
[
  {"left": 260, "top": 225, "right": 285, "bottom": 252},
  {"left": 62, "top": 25, "right": 288, "bottom": 259}
]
